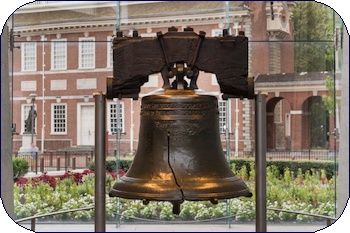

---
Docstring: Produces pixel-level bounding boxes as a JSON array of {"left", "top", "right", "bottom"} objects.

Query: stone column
[{"left": 1, "top": 25, "right": 14, "bottom": 219}]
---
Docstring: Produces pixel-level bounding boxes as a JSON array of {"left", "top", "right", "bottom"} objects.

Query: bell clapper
[
  {"left": 210, "top": 198, "right": 219, "bottom": 205},
  {"left": 142, "top": 199, "right": 150, "bottom": 205},
  {"left": 171, "top": 200, "right": 184, "bottom": 215}
]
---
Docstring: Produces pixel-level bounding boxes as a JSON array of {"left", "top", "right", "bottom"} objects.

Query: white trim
[
  {"left": 140, "top": 33, "right": 157, "bottom": 37},
  {"left": 78, "top": 37, "right": 95, "bottom": 69},
  {"left": 107, "top": 100, "right": 125, "bottom": 135},
  {"left": 21, "top": 42, "right": 37, "bottom": 72},
  {"left": 21, "top": 81, "right": 37, "bottom": 91},
  {"left": 77, "top": 102, "right": 95, "bottom": 145},
  {"left": 143, "top": 75, "right": 159, "bottom": 87},
  {"left": 50, "top": 103, "right": 67, "bottom": 135},
  {"left": 255, "top": 84, "right": 328, "bottom": 93},
  {"left": 51, "top": 38, "right": 67, "bottom": 70},
  {"left": 211, "top": 74, "right": 219, "bottom": 85},
  {"left": 290, "top": 110, "right": 302, "bottom": 115},
  {"left": 218, "top": 100, "right": 228, "bottom": 133},
  {"left": 76, "top": 78, "right": 97, "bottom": 90},
  {"left": 13, "top": 95, "right": 94, "bottom": 101},
  {"left": 12, "top": 67, "right": 113, "bottom": 76},
  {"left": 106, "top": 36, "right": 113, "bottom": 68},
  {"left": 21, "top": 103, "right": 37, "bottom": 134},
  {"left": 50, "top": 80, "right": 67, "bottom": 91},
  {"left": 285, "top": 112, "right": 291, "bottom": 136},
  {"left": 14, "top": 10, "right": 250, "bottom": 37},
  {"left": 211, "top": 28, "right": 223, "bottom": 37}
]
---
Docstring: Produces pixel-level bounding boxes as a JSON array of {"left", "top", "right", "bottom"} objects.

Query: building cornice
[{"left": 14, "top": 10, "right": 250, "bottom": 37}]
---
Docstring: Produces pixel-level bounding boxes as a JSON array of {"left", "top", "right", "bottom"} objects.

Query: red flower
[
  {"left": 118, "top": 169, "right": 126, "bottom": 177},
  {"left": 16, "top": 177, "right": 29, "bottom": 187}
]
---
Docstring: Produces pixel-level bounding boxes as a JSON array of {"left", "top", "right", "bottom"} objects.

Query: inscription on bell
[
  {"left": 155, "top": 122, "right": 199, "bottom": 141},
  {"left": 141, "top": 109, "right": 218, "bottom": 116},
  {"left": 142, "top": 103, "right": 217, "bottom": 109}
]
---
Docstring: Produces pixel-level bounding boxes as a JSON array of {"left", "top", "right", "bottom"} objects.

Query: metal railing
[
  {"left": 267, "top": 208, "right": 337, "bottom": 227},
  {"left": 14, "top": 150, "right": 96, "bottom": 172},
  {"left": 229, "top": 150, "right": 338, "bottom": 160},
  {"left": 15, "top": 207, "right": 94, "bottom": 231},
  {"left": 15, "top": 206, "right": 337, "bottom": 231}
]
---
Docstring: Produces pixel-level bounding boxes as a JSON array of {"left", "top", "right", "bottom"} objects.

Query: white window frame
[
  {"left": 140, "top": 33, "right": 157, "bottom": 37},
  {"left": 218, "top": 100, "right": 227, "bottom": 133},
  {"left": 107, "top": 36, "right": 113, "bottom": 68},
  {"left": 79, "top": 37, "right": 95, "bottom": 69},
  {"left": 51, "top": 103, "right": 67, "bottom": 135},
  {"left": 51, "top": 38, "right": 67, "bottom": 70},
  {"left": 211, "top": 29, "right": 223, "bottom": 37},
  {"left": 21, "top": 42, "right": 37, "bottom": 71},
  {"left": 21, "top": 104, "right": 37, "bottom": 134},
  {"left": 285, "top": 112, "right": 291, "bottom": 136},
  {"left": 107, "top": 100, "right": 125, "bottom": 135}
]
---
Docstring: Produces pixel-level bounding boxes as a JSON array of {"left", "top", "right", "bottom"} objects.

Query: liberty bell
[{"left": 107, "top": 28, "right": 253, "bottom": 214}]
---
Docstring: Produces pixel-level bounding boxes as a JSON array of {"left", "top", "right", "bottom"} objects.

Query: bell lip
[
  {"left": 108, "top": 186, "right": 252, "bottom": 201},
  {"left": 108, "top": 187, "right": 183, "bottom": 201}
]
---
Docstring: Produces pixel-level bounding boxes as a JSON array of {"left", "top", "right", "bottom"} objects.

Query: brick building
[{"left": 11, "top": 1, "right": 337, "bottom": 155}]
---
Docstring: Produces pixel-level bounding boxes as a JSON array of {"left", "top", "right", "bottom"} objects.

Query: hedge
[
  {"left": 89, "top": 157, "right": 336, "bottom": 179},
  {"left": 89, "top": 156, "right": 133, "bottom": 173},
  {"left": 13, "top": 158, "right": 29, "bottom": 181},
  {"left": 230, "top": 158, "right": 337, "bottom": 179}
]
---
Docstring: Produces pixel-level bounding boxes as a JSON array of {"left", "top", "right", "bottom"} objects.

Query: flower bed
[{"left": 14, "top": 165, "right": 335, "bottom": 222}]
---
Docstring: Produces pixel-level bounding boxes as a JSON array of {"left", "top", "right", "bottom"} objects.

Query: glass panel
[{"left": 6, "top": 1, "right": 346, "bottom": 231}]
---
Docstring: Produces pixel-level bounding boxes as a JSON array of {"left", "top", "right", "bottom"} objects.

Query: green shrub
[
  {"left": 230, "top": 158, "right": 336, "bottom": 179},
  {"left": 13, "top": 158, "right": 29, "bottom": 181},
  {"left": 89, "top": 156, "right": 134, "bottom": 173}
]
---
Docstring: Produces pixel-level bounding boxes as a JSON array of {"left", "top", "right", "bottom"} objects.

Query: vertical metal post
[
  {"left": 35, "top": 152, "right": 38, "bottom": 175},
  {"left": 31, "top": 218, "right": 35, "bottom": 231},
  {"left": 116, "top": 1, "right": 120, "bottom": 32},
  {"left": 94, "top": 92, "right": 106, "bottom": 232},
  {"left": 65, "top": 151, "right": 68, "bottom": 172},
  {"left": 115, "top": 98, "right": 120, "bottom": 227},
  {"left": 57, "top": 157, "right": 60, "bottom": 171},
  {"left": 255, "top": 92, "right": 267, "bottom": 232},
  {"left": 226, "top": 99, "right": 231, "bottom": 228}
]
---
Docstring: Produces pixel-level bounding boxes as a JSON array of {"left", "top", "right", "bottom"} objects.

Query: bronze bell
[{"left": 109, "top": 88, "right": 252, "bottom": 214}]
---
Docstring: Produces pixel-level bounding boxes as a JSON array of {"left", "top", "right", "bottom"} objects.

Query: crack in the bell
[{"left": 167, "top": 132, "right": 185, "bottom": 200}]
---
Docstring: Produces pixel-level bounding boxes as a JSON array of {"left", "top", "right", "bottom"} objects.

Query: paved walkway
[{"left": 17, "top": 223, "right": 329, "bottom": 232}]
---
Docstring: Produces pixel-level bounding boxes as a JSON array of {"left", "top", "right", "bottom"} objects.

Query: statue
[{"left": 24, "top": 106, "right": 37, "bottom": 134}]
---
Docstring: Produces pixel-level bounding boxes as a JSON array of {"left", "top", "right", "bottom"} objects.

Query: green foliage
[
  {"left": 89, "top": 156, "right": 133, "bottom": 173},
  {"left": 230, "top": 158, "right": 336, "bottom": 179},
  {"left": 310, "top": 98, "right": 329, "bottom": 148},
  {"left": 14, "top": 166, "right": 336, "bottom": 223},
  {"left": 322, "top": 76, "right": 339, "bottom": 116},
  {"left": 293, "top": 2, "right": 334, "bottom": 72},
  {"left": 13, "top": 158, "right": 29, "bottom": 181},
  {"left": 158, "top": 202, "right": 175, "bottom": 220}
]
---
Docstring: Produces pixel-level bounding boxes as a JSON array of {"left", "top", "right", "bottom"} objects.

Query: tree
[
  {"left": 321, "top": 76, "right": 340, "bottom": 116},
  {"left": 293, "top": 2, "right": 334, "bottom": 72}
]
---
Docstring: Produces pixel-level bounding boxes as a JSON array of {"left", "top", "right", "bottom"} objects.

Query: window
[
  {"left": 107, "top": 36, "right": 113, "bottom": 68},
  {"left": 211, "top": 29, "right": 223, "bottom": 37},
  {"left": 79, "top": 37, "right": 95, "bottom": 69},
  {"left": 218, "top": 100, "right": 227, "bottom": 133},
  {"left": 51, "top": 103, "right": 67, "bottom": 134},
  {"left": 21, "top": 104, "right": 37, "bottom": 134},
  {"left": 51, "top": 39, "right": 67, "bottom": 70},
  {"left": 107, "top": 101, "right": 124, "bottom": 134},
  {"left": 21, "top": 42, "right": 36, "bottom": 71}
]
